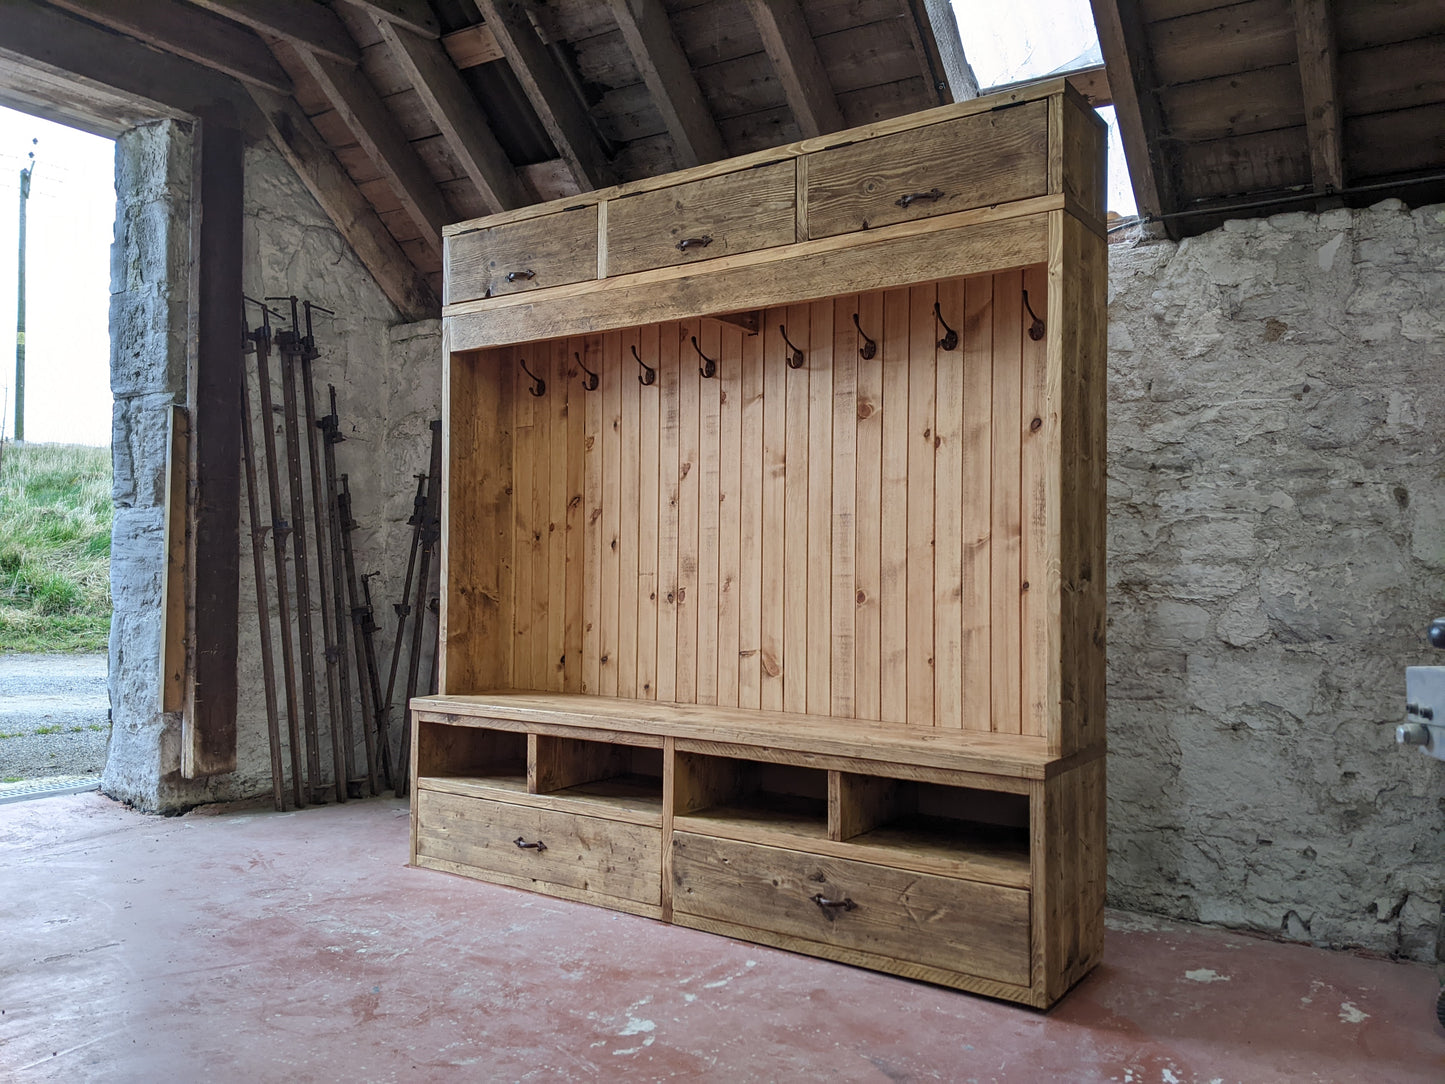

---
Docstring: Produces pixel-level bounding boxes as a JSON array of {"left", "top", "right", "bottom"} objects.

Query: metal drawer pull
[
  {"left": 895, "top": 188, "right": 945, "bottom": 209},
  {"left": 513, "top": 836, "right": 547, "bottom": 852},
  {"left": 505, "top": 269, "right": 536, "bottom": 282},
  {"left": 676, "top": 235, "right": 713, "bottom": 252},
  {"left": 810, "top": 893, "right": 857, "bottom": 917}
]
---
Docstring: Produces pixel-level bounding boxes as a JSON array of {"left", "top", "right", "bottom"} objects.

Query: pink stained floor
[{"left": 0, "top": 792, "right": 1439, "bottom": 1082}]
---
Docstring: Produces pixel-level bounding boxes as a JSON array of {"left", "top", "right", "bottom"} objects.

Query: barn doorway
[{"left": 0, "top": 104, "right": 117, "bottom": 801}]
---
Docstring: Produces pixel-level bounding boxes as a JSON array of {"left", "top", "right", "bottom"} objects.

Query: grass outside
[{"left": 0, "top": 442, "right": 113, "bottom": 653}]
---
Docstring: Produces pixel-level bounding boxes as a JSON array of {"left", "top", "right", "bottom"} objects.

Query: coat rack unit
[{"left": 414, "top": 78, "right": 1107, "bottom": 1009}]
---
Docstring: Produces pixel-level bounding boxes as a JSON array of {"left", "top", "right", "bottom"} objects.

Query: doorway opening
[{"left": 0, "top": 104, "right": 116, "bottom": 801}]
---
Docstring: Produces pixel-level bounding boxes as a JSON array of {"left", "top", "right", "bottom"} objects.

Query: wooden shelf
[
  {"left": 676, "top": 793, "right": 830, "bottom": 844},
  {"left": 846, "top": 817, "right": 1031, "bottom": 889}
]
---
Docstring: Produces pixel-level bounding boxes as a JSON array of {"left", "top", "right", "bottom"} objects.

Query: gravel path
[{"left": 0, "top": 654, "right": 109, "bottom": 782}]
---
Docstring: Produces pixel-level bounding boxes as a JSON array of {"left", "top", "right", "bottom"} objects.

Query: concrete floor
[{"left": 1, "top": 794, "right": 1439, "bottom": 1083}]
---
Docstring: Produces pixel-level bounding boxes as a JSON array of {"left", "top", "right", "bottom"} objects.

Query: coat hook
[
  {"left": 852, "top": 312, "right": 877, "bottom": 360},
  {"left": 519, "top": 357, "right": 546, "bottom": 397},
  {"left": 933, "top": 301, "right": 958, "bottom": 351},
  {"left": 691, "top": 335, "right": 717, "bottom": 379},
  {"left": 780, "top": 325, "right": 805, "bottom": 369},
  {"left": 1022, "top": 290, "right": 1046, "bottom": 341},
  {"left": 631, "top": 343, "right": 656, "bottom": 386},
  {"left": 576, "top": 352, "right": 599, "bottom": 391}
]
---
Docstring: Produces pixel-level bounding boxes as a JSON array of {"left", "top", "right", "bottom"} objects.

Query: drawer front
[
  {"left": 671, "top": 833, "right": 1030, "bottom": 986},
  {"left": 417, "top": 788, "right": 661, "bottom": 905},
  {"left": 805, "top": 100, "right": 1049, "bottom": 239},
  {"left": 606, "top": 160, "right": 796, "bottom": 277},
  {"left": 446, "top": 205, "right": 598, "bottom": 304}
]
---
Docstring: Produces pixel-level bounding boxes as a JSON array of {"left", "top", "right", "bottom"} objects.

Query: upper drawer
[
  {"left": 446, "top": 204, "right": 598, "bottom": 304},
  {"left": 605, "top": 160, "right": 797, "bottom": 278},
  {"left": 805, "top": 100, "right": 1049, "bottom": 239}
]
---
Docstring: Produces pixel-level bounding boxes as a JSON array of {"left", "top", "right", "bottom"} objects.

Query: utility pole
[{"left": 14, "top": 139, "right": 35, "bottom": 443}]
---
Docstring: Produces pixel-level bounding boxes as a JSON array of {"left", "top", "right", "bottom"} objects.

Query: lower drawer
[
  {"left": 416, "top": 788, "right": 661, "bottom": 905},
  {"left": 671, "top": 833, "right": 1030, "bottom": 986}
]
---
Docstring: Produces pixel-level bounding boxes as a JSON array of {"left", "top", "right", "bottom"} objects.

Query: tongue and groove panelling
[{"left": 446, "top": 270, "right": 1052, "bottom": 735}]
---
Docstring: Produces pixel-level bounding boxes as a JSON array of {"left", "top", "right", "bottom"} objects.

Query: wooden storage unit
[{"left": 417, "top": 79, "right": 1107, "bottom": 1009}]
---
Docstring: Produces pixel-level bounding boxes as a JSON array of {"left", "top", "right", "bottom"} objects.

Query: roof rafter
[
  {"left": 248, "top": 84, "right": 438, "bottom": 320},
  {"left": 275, "top": 39, "right": 450, "bottom": 258},
  {"left": 342, "top": 0, "right": 440, "bottom": 39},
  {"left": 743, "top": 0, "right": 844, "bottom": 139},
  {"left": 188, "top": 0, "right": 359, "bottom": 65},
  {"left": 1292, "top": 0, "right": 1345, "bottom": 195},
  {"left": 44, "top": 0, "right": 292, "bottom": 94},
  {"left": 1089, "top": 0, "right": 1174, "bottom": 230},
  {"left": 373, "top": 17, "right": 528, "bottom": 213},
  {"left": 607, "top": 0, "right": 725, "bottom": 168},
  {"left": 474, "top": 0, "right": 613, "bottom": 191}
]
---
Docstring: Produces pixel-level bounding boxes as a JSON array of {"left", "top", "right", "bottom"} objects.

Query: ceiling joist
[
  {"left": 608, "top": 0, "right": 724, "bottom": 168},
  {"left": 1090, "top": 0, "right": 1173, "bottom": 229},
  {"left": 474, "top": 0, "right": 613, "bottom": 191},
  {"left": 45, "top": 0, "right": 293, "bottom": 95},
  {"left": 744, "top": 0, "right": 844, "bottom": 139},
  {"left": 342, "top": 0, "right": 439, "bottom": 40},
  {"left": 1292, "top": 0, "right": 1345, "bottom": 195},
  {"left": 373, "top": 17, "right": 527, "bottom": 214}
]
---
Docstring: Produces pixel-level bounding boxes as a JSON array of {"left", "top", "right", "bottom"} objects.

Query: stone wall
[
  {"left": 1106, "top": 201, "right": 1445, "bottom": 962},
  {"left": 104, "top": 122, "right": 441, "bottom": 810}
]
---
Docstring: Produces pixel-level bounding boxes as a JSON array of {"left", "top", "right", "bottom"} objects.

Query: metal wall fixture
[
  {"left": 692, "top": 335, "right": 717, "bottom": 378},
  {"left": 632, "top": 343, "right": 657, "bottom": 386},
  {"left": 1023, "top": 290, "right": 1046, "bottom": 341},
  {"left": 780, "top": 325, "right": 805, "bottom": 369},
  {"left": 576, "top": 352, "right": 599, "bottom": 391},
  {"left": 934, "top": 302, "right": 959, "bottom": 350},
  {"left": 852, "top": 312, "right": 877, "bottom": 359},
  {"left": 519, "top": 357, "right": 546, "bottom": 397}
]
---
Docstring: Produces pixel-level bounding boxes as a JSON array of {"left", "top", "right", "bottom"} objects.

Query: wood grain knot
[{"left": 1030, "top": 417, "right": 1042, "bottom": 432}]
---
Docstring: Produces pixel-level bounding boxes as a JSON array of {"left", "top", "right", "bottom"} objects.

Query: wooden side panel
[
  {"left": 1019, "top": 264, "right": 1052, "bottom": 740},
  {"left": 1032, "top": 757, "right": 1106, "bottom": 1003},
  {"left": 1055, "top": 213, "right": 1107, "bottom": 756}
]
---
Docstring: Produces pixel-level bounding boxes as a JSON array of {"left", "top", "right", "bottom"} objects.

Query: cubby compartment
[
  {"left": 415, "top": 722, "right": 527, "bottom": 794},
  {"left": 528, "top": 735, "right": 665, "bottom": 824},
  {"left": 673, "top": 752, "right": 829, "bottom": 840},
  {"left": 829, "top": 773, "right": 1032, "bottom": 888}
]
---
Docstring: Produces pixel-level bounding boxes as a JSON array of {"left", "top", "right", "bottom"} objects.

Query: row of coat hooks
[{"left": 517, "top": 292, "right": 1045, "bottom": 397}]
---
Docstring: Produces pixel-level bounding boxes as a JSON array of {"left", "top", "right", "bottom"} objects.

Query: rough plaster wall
[
  {"left": 1107, "top": 201, "right": 1445, "bottom": 962},
  {"left": 105, "top": 122, "right": 441, "bottom": 811}
]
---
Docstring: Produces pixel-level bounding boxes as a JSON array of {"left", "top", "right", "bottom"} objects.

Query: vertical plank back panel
[{"left": 451, "top": 267, "right": 1067, "bottom": 741}]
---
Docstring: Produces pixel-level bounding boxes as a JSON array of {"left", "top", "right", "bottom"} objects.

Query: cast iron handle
[
  {"left": 895, "top": 188, "right": 945, "bottom": 209},
  {"left": 810, "top": 893, "right": 857, "bottom": 917},
  {"left": 513, "top": 836, "right": 547, "bottom": 852},
  {"left": 505, "top": 269, "right": 536, "bottom": 283},
  {"left": 676, "top": 235, "right": 713, "bottom": 252}
]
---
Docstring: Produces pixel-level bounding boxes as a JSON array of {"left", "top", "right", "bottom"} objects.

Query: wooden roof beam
[
  {"left": 608, "top": 0, "right": 725, "bottom": 167},
  {"left": 744, "top": 0, "right": 844, "bottom": 139},
  {"left": 188, "top": 0, "right": 359, "bottom": 65},
  {"left": 248, "top": 84, "right": 438, "bottom": 320},
  {"left": 275, "top": 40, "right": 450, "bottom": 259},
  {"left": 1089, "top": 0, "right": 1175, "bottom": 230},
  {"left": 373, "top": 18, "right": 528, "bottom": 213},
  {"left": 1293, "top": 0, "right": 1345, "bottom": 195},
  {"left": 908, "top": 0, "right": 979, "bottom": 104},
  {"left": 342, "top": 0, "right": 440, "bottom": 39},
  {"left": 474, "top": 0, "right": 613, "bottom": 191},
  {"left": 44, "top": 0, "right": 292, "bottom": 94}
]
